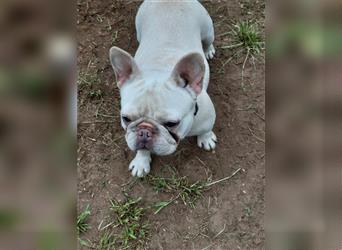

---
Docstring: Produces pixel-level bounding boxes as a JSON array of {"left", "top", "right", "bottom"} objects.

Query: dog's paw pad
[
  {"left": 205, "top": 44, "right": 215, "bottom": 60},
  {"left": 197, "top": 131, "right": 217, "bottom": 151},
  {"left": 129, "top": 157, "right": 151, "bottom": 177}
]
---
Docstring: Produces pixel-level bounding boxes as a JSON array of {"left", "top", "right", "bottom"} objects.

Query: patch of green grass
[
  {"left": 177, "top": 179, "right": 207, "bottom": 208},
  {"left": 146, "top": 175, "right": 171, "bottom": 193},
  {"left": 233, "top": 20, "right": 263, "bottom": 55},
  {"left": 121, "top": 222, "right": 149, "bottom": 248},
  {"left": 108, "top": 196, "right": 149, "bottom": 249},
  {"left": 79, "top": 237, "right": 93, "bottom": 248},
  {"left": 94, "top": 169, "right": 242, "bottom": 248},
  {"left": 222, "top": 20, "right": 264, "bottom": 57},
  {"left": 148, "top": 168, "right": 243, "bottom": 213},
  {"left": 147, "top": 174, "right": 208, "bottom": 211},
  {"left": 77, "top": 204, "right": 91, "bottom": 234},
  {"left": 219, "top": 20, "right": 264, "bottom": 69},
  {"left": 96, "top": 231, "right": 116, "bottom": 250},
  {"left": 220, "top": 20, "right": 264, "bottom": 90},
  {"left": 77, "top": 205, "right": 93, "bottom": 248},
  {"left": 110, "top": 197, "right": 144, "bottom": 226}
]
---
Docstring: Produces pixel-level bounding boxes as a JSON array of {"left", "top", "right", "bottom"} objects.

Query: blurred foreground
[
  {"left": 268, "top": 0, "right": 342, "bottom": 249},
  {"left": 0, "top": 0, "right": 76, "bottom": 249}
]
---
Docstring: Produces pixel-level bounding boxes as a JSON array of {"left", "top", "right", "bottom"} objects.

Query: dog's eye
[
  {"left": 122, "top": 116, "right": 132, "bottom": 123},
  {"left": 164, "top": 121, "right": 180, "bottom": 128}
]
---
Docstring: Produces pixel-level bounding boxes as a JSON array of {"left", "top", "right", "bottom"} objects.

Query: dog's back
[{"left": 135, "top": 0, "right": 212, "bottom": 75}]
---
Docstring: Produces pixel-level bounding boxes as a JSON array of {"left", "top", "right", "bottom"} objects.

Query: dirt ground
[{"left": 77, "top": 0, "right": 265, "bottom": 249}]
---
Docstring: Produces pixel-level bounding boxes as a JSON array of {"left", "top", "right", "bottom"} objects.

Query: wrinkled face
[
  {"left": 109, "top": 46, "right": 205, "bottom": 155},
  {"left": 120, "top": 77, "right": 196, "bottom": 155}
]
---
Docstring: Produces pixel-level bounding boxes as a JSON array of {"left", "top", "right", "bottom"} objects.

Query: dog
[{"left": 109, "top": 0, "right": 216, "bottom": 177}]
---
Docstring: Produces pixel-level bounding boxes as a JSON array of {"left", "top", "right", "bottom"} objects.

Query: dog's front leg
[{"left": 129, "top": 150, "right": 151, "bottom": 177}]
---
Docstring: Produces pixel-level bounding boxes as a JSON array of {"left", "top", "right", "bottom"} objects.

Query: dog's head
[{"left": 109, "top": 47, "right": 205, "bottom": 155}]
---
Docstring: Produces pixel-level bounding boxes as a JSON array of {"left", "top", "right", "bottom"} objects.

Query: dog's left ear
[{"left": 171, "top": 53, "right": 205, "bottom": 95}]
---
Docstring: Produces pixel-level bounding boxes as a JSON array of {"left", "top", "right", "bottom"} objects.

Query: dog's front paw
[
  {"left": 197, "top": 131, "right": 217, "bottom": 151},
  {"left": 129, "top": 154, "right": 151, "bottom": 177},
  {"left": 205, "top": 44, "right": 216, "bottom": 60}
]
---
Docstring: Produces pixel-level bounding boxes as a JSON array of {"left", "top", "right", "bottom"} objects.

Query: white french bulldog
[{"left": 109, "top": 0, "right": 217, "bottom": 177}]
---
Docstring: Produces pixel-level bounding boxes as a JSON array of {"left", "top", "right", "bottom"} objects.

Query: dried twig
[{"left": 205, "top": 168, "right": 242, "bottom": 187}]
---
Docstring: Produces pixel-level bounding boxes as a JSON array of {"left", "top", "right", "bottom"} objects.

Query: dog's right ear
[{"left": 109, "top": 47, "right": 140, "bottom": 88}]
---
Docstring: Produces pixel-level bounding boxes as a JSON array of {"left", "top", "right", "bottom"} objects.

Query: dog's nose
[
  {"left": 136, "top": 122, "right": 155, "bottom": 149},
  {"left": 138, "top": 128, "right": 152, "bottom": 142}
]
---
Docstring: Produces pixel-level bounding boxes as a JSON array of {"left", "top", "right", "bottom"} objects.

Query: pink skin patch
[
  {"left": 117, "top": 76, "right": 128, "bottom": 87},
  {"left": 192, "top": 76, "right": 203, "bottom": 95},
  {"left": 138, "top": 122, "right": 154, "bottom": 130}
]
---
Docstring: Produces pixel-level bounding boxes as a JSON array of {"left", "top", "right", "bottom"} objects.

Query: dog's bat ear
[
  {"left": 171, "top": 53, "right": 205, "bottom": 95},
  {"left": 109, "top": 47, "right": 140, "bottom": 88}
]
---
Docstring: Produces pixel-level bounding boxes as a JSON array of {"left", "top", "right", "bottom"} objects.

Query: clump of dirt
[{"left": 77, "top": 0, "right": 265, "bottom": 249}]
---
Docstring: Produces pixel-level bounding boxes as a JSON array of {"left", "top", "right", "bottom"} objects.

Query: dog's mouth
[{"left": 168, "top": 130, "right": 180, "bottom": 144}]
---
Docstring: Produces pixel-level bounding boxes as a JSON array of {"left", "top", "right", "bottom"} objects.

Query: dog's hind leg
[{"left": 201, "top": 14, "right": 215, "bottom": 60}]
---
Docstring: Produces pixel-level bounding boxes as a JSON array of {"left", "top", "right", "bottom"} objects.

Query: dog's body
[{"left": 110, "top": 0, "right": 217, "bottom": 177}]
